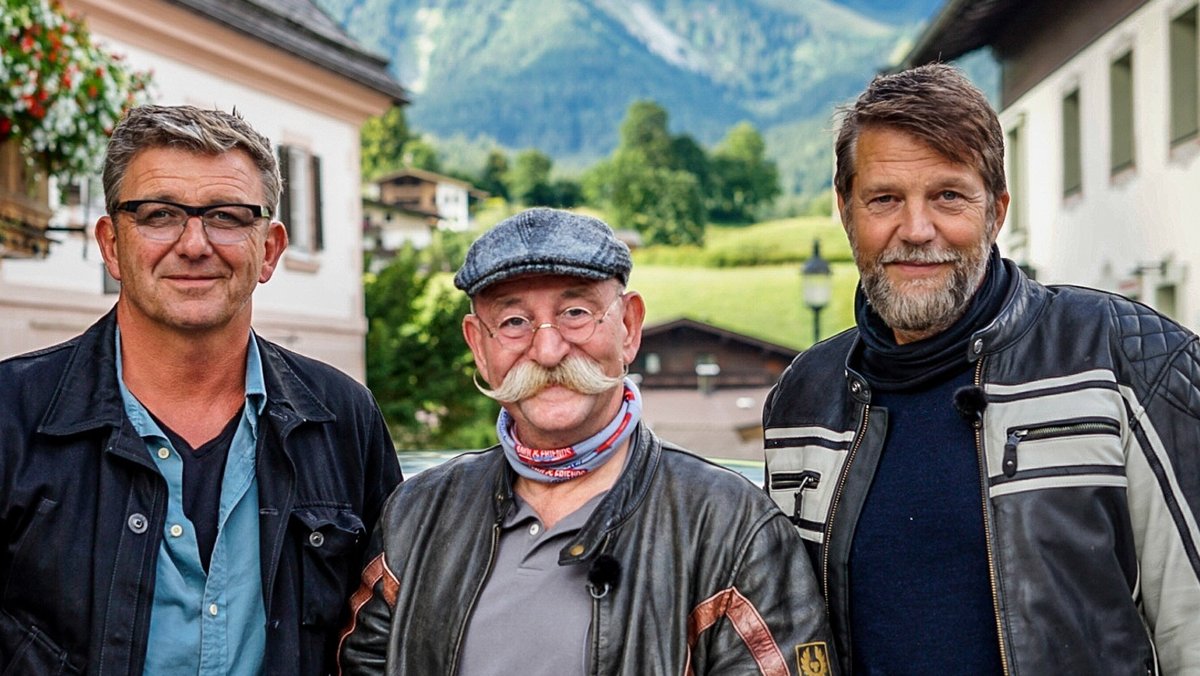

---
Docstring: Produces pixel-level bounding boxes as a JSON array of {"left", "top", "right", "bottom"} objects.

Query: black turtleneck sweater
[{"left": 847, "top": 248, "right": 1008, "bottom": 675}]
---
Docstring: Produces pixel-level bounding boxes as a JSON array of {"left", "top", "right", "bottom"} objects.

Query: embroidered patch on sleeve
[{"left": 795, "top": 641, "right": 831, "bottom": 675}]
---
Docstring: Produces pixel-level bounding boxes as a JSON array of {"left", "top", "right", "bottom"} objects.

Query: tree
[
  {"left": 364, "top": 236, "right": 496, "bottom": 450},
  {"left": 583, "top": 100, "right": 706, "bottom": 245},
  {"left": 403, "top": 137, "right": 442, "bottom": 172},
  {"left": 360, "top": 105, "right": 411, "bottom": 180},
  {"left": 508, "top": 148, "right": 554, "bottom": 205},
  {"left": 669, "top": 133, "right": 712, "bottom": 194},
  {"left": 583, "top": 151, "right": 704, "bottom": 246},
  {"left": 477, "top": 149, "right": 510, "bottom": 200},
  {"left": 618, "top": 100, "right": 673, "bottom": 169},
  {"left": 708, "top": 122, "right": 780, "bottom": 222}
]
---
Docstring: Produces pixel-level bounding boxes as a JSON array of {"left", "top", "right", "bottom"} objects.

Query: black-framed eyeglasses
[
  {"left": 115, "top": 200, "right": 272, "bottom": 244},
  {"left": 475, "top": 295, "right": 624, "bottom": 352}
]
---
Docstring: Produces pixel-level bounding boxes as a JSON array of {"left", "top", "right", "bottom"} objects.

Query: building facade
[
  {"left": 901, "top": 0, "right": 1199, "bottom": 331},
  {"left": 0, "top": 0, "right": 407, "bottom": 380}
]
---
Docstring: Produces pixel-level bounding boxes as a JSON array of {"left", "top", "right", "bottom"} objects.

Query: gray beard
[{"left": 855, "top": 235, "right": 992, "bottom": 336}]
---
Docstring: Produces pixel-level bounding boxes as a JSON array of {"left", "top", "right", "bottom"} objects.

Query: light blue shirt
[{"left": 116, "top": 328, "right": 267, "bottom": 676}]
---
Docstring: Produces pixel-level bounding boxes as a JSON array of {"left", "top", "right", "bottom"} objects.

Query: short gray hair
[{"left": 102, "top": 105, "right": 281, "bottom": 215}]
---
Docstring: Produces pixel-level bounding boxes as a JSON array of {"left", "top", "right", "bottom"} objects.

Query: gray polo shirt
[{"left": 457, "top": 492, "right": 605, "bottom": 676}]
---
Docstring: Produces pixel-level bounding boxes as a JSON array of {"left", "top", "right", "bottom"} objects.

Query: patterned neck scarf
[{"left": 498, "top": 377, "right": 642, "bottom": 483}]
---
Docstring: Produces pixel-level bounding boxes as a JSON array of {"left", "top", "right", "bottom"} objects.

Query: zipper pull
[
  {"left": 789, "top": 471, "right": 821, "bottom": 526},
  {"left": 1003, "top": 430, "right": 1027, "bottom": 477}
]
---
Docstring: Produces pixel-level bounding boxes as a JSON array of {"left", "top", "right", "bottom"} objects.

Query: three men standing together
[{"left": 1, "top": 61, "right": 1198, "bottom": 676}]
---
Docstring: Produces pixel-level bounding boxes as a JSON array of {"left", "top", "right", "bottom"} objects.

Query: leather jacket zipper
[
  {"left": 449, "top": 520, "right": 501, "bottom": 673},
  {"left": 1002, "top": 419, "right": 1121, "bottom": 477},
  {"left": 972, "top": 358, "right": 1011, "bottom": 676},
  {"left": 822, "top": 404, "right": 870, "bottom": 608},
  {"left": 771, "top": 470, "right": 821, "bottom": 526}
]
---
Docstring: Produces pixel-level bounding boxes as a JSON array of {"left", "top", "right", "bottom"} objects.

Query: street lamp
[{"left": 801, "top": 239, "right": 832, "bottom": 345}]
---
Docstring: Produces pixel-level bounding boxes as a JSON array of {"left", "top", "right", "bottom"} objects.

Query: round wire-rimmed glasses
[{"left": 476, "top": 295, "right": 624, "bottom": 352}]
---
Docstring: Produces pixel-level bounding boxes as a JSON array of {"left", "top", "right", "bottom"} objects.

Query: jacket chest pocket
[
  {"left": 290, "top": 506, "right": 365, "bottom": 627},
  {"left": 987, "top": 415, "right": 1125, "bottom": 497},
  {"left": 765, "top": 427, "right": 854, "bottom": 544}
]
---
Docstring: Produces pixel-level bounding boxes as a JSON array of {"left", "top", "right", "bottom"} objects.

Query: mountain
[{"left": 316, "top": 0, "right": 945, "bottom": 201}]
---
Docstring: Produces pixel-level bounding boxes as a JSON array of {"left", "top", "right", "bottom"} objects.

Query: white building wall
[
  {"left": 999, "top": 0, "right": 1200, "bottom": 330},
  {"left": 0, "top": 17, "right": 379, "bottom": 379},
  {"left": 434, "top": 183, "right": 470, "bottom": 231}
]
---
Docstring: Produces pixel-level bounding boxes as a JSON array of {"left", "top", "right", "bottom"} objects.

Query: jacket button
[
  {"left": 568, "top": 544, "right": 585, "bottom": 557},
  {"left": 973, "top": 338, "right": 984, "bottom": 354},
  {"left": 127, "top": 513, "right": 148, "bottom": 534},
  {"left": 309, "top": 531, "right": 325, "bottom": 548},
  {"left": 849, "top": 380, "right": 862, "bottom": 394}
]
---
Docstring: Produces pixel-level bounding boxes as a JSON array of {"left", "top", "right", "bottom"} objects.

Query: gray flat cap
[{"left": 454, "top": 207, "right": 632, "bottom": 296}]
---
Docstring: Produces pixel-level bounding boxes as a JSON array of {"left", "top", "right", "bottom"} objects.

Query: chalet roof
[
  {"left": 166, "top": 0, "right": 408, "bottom": 103},
  {"left": 641, "top": 317, "right": 799, "bottom": 359},
  {"left": 362, "top": 197, "right": 440, "bottom": 220},
  {"left": 896, "top": 0, "right": 1023, "bottom": 70},
  {"left": 373, "top": 167, "right": 488, "bottom": 197}
]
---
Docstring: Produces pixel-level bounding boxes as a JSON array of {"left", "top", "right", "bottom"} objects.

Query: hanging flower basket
[{"left": 0, "top": 0, "right": 151, "bottom": 257}]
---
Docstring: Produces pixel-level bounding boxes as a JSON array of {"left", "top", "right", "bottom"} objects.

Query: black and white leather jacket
[{"left": 763, "top": 259, "right": 1200, "bottom": 675}]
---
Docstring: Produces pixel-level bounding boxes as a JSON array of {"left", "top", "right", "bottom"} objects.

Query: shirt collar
[{"left": 115, "top": 326, "right": 267, "bottom": 438}]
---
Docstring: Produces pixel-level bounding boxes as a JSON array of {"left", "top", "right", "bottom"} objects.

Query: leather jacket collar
[
  {"left": 488, "top": 422, "right": 662, "bottom": 565},
  {"left": 843, "top": 258, "right": 1051, "bottom": 401}
]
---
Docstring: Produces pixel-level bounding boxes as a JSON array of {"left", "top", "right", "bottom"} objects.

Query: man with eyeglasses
[
  {"left": 0, "top": 105, "right": 401, "bottom": 675},
  {"left": 338, "top": 207, "right": 834, "bottom": 675}
]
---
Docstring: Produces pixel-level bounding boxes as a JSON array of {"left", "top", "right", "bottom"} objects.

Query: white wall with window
[
  {"left": 0, "top": 0, "right": 401, "bottom": 379},
  {"left": 998, "top": 0, "right": 1200, "bottom": 331},
  {"left": 434, "top": 182, "right": 471, "bottom": 231}
]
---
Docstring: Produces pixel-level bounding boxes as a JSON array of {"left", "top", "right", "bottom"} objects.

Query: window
[
  {"left": 1062, "top": 88, "right": 1082, "bottom": 196},
  {"left": 1006, "top": 122, "right": 1024, "bottom": 237},
  {"left": 1170, "top": 6, "right": 1199, "bottom": 144},
  {"left": 1109, "top": 51, "right": 1135, "bottom": 173},
  {"left": 277, "top": 145, "right": 324, "bottom": 254},
  {"left": 1156, "top": 283, "right": 1178, "bottom": 319}
]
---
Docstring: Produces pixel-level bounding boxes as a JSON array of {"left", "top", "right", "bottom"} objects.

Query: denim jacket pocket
[
  {"left": 0, "top": 609, "right": 81, "bottom": 676},
  {"left": 290, "top": 506, "right": 366, "bottom": 627}
]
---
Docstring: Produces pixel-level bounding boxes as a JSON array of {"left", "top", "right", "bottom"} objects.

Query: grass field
[
  {"left": 629, "top": 262, "right": 859, "bottom": 350},
  {"left": 632, "top": 214, "right": 853, "bottom": 268}
]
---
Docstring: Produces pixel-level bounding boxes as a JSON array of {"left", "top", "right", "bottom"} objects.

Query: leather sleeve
[
  {"left": 1122, "top": 320, "right": 1200, "bottom": 674},
  {"left": 689, "top": 510, "right": 839, "bottom": 675},
  {"left": 336, "top": 524, "right": 399, "bottom": 675}
]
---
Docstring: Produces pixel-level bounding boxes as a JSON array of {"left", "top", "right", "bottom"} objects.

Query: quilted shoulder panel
[{"left": 1111, "top": 296, "right": 1200, "bottom": 415}]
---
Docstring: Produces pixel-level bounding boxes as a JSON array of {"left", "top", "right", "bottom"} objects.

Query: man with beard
[
  {"left": 763, "top": 63, "right": 1200, "bottom": 674},
  {"left": 339, "top": 207, "right": 835, "bottom": 675}
]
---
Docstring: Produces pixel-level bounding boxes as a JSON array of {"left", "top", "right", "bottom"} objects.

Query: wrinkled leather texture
[
  {"left": 339, "top": 424, "right": 838, "bottom": 675},
  {"left": 764, "top": 260, "right": 1200, "bottom": 675},
  {"left": 0, "top": 310, "right": 402, "bottom": 676}
]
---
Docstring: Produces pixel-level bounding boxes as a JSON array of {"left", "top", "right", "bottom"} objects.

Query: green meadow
[{"left": 628, "top": 215, "right": 860, "bottom": 349}]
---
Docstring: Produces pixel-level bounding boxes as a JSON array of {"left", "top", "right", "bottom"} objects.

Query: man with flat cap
[{"left": 338, "top": 207, "right": 835, "bottom": 675}]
